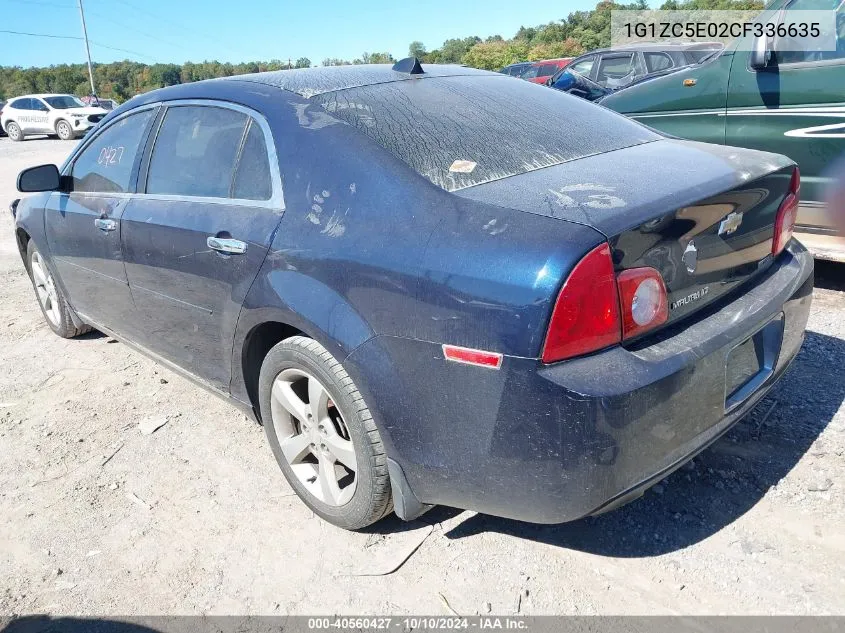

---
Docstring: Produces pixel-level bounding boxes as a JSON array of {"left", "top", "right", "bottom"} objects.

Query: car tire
[
  {"left": 258, "top": 335, "right": 393, "bottom": 529},
  {"left": 6, "top": 122, "right": 23, "bottom": 142},
  {"left": 26, "top": 241, "right": 91, "bottom": 338},
  {"left": 56, "top": 119, "right": 74, "bottom": 141}
]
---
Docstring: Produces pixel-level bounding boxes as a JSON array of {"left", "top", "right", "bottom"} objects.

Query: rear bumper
[{"left": 345, "top": 241, "right": 814, "bottom": 523}]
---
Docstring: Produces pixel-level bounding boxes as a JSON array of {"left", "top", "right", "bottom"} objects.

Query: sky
[{"left": 0, "top": 0, "right": 602, "bottom": 68}]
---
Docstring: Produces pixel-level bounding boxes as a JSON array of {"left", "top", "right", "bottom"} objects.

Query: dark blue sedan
[{"left": 12, "top": 59, "right": 813, "bottom": 529}]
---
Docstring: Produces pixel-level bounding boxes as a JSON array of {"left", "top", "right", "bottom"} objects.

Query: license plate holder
[{"left": 725, "top": 313, "right": 784, "bottom": 412}]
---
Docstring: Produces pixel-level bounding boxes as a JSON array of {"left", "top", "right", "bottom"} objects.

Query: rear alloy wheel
[
  {"left": 258, "top": 336, "right": 392, "bottom": 529},
  {"left": 56, "top": 120, "right": 74, "bottom": 141},
  {"left": 26, "top": 241, "right": 91, "bottom": 338},
  {"left": 272, "top": 368, "right": 358, "bottom": 506},
  {"left": 6, "top": 122, "right": 23, "bottom": 142}
]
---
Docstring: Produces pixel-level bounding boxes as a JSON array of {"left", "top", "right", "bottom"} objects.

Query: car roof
[
  {"left": 581, "top": 41, "right": 723, "bottom": 55},
  {"left": 530, "top": 58, "right": 572, "bottom": 65},
  {"left": 10, "top": 93, "right": 76, "bottom": 100},
  {"left": 220, "top": 63, "right": 496, "bottom": 99}
]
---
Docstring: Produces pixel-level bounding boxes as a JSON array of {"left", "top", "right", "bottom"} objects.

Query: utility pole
[{"left": 77, "top": 0, "right": 96, "bottom": 98}]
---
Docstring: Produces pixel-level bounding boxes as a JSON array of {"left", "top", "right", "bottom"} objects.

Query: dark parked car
[
  {"left": 499, "top": 62, "right": 533, "bottom": 78},
  {"left": 548, "top": 42, "right": 723, "bottom": 99},
  {"left": 0, "top": 101, "right": 5, "bottom": 136},
  {"left": 11, "top": 60, "right": 812, "bottom": 530}
]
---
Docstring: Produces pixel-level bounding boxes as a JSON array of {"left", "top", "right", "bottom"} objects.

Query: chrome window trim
[
  {"left": 142, "top": 99, "right": 284, "bottom": 210},
  {"left": 62, "top": 99, "right": 284, "bottom": 211}
]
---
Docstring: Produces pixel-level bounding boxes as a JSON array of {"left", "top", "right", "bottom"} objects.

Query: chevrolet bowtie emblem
[{"left": 718, "top": 211, "right": 743, "bottom": 236}]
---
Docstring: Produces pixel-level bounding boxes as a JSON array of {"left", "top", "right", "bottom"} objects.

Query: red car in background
[{"left": 521, "top": 58, "right": 573, "bottom": 84}]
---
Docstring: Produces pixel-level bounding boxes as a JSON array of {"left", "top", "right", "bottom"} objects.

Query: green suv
[{"left": 601, "top": 0, "right": 845, "bottom": 261}]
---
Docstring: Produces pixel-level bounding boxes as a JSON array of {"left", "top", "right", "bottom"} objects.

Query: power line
[
  {"left": 2, "top": 0, "right": 186, "bottom": 56},
  {"left": 3, "top": 0, "right": 77, "bottom": 8},
  {"left": 0, "top": 29, "right": 157, "bottom": 60},
  {"left": 84, "top": 11, "right": 195, "bottom": 55},
  {"left": 87, "top": 0, "right": 246, "bottom": 60}
]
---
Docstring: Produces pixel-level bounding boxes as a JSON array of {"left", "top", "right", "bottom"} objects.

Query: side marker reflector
[{"left": 443, "top": 345, "right": 503, "bottom": 369}]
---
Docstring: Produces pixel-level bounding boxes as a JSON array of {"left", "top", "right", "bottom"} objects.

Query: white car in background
[{"left": 1, "top": 94, "right": 108, "bottom": 142}]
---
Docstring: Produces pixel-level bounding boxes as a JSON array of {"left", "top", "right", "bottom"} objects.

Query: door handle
[
  {"left": 207, "top": 236, "right": 247, "bottom": 254},
  {"left": 94, "top": 218, "right": 117, "bottom": 232}
]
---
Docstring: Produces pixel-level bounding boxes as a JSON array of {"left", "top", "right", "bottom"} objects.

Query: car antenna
[{"left": 392, "top": 57, "right": 424, "bottom": 75}]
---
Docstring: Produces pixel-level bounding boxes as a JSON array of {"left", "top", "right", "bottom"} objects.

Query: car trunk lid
[{"left": 454, "top": 138, "right": 796, "bottom": 330}]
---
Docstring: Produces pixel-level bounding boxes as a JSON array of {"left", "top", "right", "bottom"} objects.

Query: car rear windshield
[
  {"left": 311, "top": 75, "right": 659, "bottom": 192},
  {"left": 44, "top": 96, "right": 85, "bottom": 109}
]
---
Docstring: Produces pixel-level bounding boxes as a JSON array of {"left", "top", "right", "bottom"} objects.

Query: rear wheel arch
[{"left": 241, "top": 320, "right": 305, "bottom": 421}]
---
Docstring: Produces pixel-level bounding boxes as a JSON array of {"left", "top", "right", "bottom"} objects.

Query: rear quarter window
[
  {"left": 232, "top": 120, "right": 272, "bottom": 201},
  {"left": 312, "top": 75, "right": 659, "bottom": 191}
]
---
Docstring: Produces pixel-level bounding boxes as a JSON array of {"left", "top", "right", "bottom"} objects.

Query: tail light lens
[
  {"left": 541, "top": 243, "right": 621, "bottom": 363},
  {"left": 773, "top": 167, "right": 800, "bottom": 256},
  {"left": 617, "top": 268, "right": 669, "bottom": 339},
  {"left": 542, "top": 245, "right": 669, "bottom": 363}
]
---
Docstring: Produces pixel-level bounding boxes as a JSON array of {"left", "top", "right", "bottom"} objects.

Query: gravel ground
[{"left": 1, "top": 138, "right": 844, "bottom": 616}]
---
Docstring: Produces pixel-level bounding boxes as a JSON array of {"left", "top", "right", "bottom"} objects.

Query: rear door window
[
  {"left": 70, "top": 109, "right": 156, "bottom": 194},
  {"left": 146, "top": 106, "right": 248, "bottom": 198},
  {"left": 596, "top": 53, "right": 637, "bottom": 88},
  {"left": 597, "top": 54, "right": 635, "bottom": 80},
  {"left": 644, "top": 52, "right": 674, "bottom": 72},
  {"left": 569, "top": 56, "right": 595, "bottom": 77}
]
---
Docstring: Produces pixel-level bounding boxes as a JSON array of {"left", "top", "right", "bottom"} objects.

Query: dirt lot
[{"left": 1, "top": 138, "right": 843, "bottom": 616}]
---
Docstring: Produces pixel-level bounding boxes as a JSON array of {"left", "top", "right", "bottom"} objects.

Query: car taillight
[
  {"left": 616, "top": 268, "right": 669, "bottom": 339},
  {"left": 773, "top": 167, "right": 800, "bottom": 256},
  {"left": 541, "top": 245, "right": 669, "bottom": 363},
  {"left": 541, "top": 243, "right": 621, "bottom": 363}
]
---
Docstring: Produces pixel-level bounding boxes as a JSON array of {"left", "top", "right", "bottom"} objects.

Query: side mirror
[
  {"left": 17, "top": 164, "right": 61, "bottom": 193},
  {"left": 749, "top": 34, "right": 773, "bottom": 70}
]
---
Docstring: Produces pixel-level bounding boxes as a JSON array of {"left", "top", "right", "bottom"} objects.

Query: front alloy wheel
[
  {"left": 26, "top": 241, "right": 91, "bottom": 338},
  {"left": 56, "top": 120, "right": 74, "bottom": 140},
  {"left": 30, "top": 250, "right": 61, "bottom": 327}
]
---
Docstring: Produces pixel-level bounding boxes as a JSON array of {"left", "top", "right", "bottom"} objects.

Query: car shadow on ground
[
  {"left": 815, "top": 260, "right": 845, "bottom": 292},
  {"left": 75, "top": 329, "right": 106, "bottom": 341},
  {"left": 441, "top": 330, "right": 844, "bottom": 557},
  {"left": 1, "top": 616, "right": 162, "bottom": 633}
]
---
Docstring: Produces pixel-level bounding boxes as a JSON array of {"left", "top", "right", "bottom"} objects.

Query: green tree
[
  {"left": 295, "top": 57, "right": 312, "bottom": 68},
  {"left": 361, "top": 52, "right": 395, "bottom": 64},
  {"left": 408, "top": 41, "right": 427, "bottom": 58}
]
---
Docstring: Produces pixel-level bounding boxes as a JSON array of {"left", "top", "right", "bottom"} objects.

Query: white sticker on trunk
[{"left": 449, "top": 160, "right": 477, "bottom": 174}]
